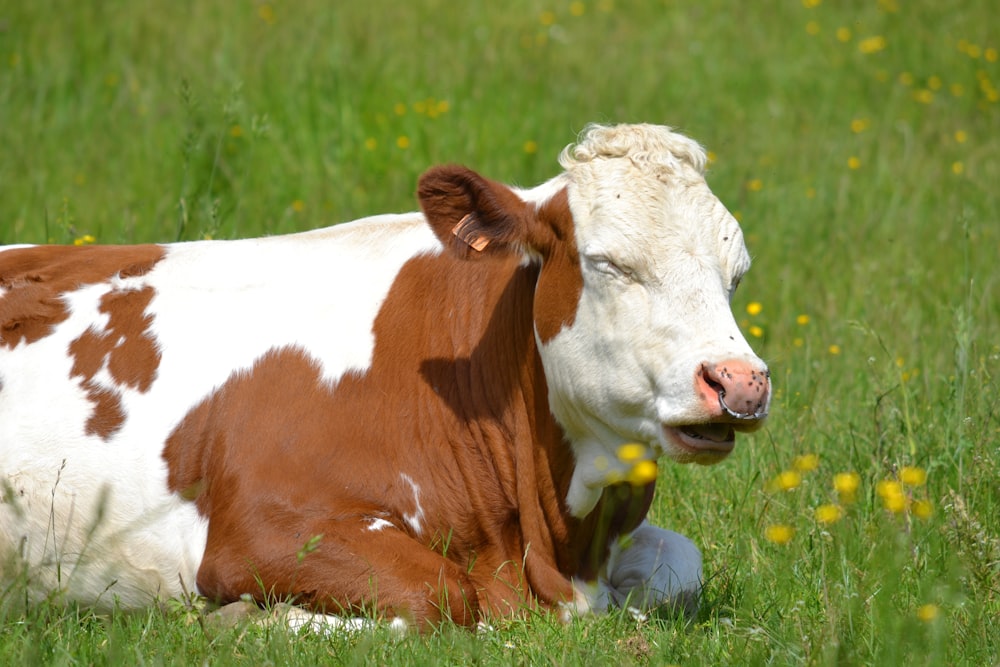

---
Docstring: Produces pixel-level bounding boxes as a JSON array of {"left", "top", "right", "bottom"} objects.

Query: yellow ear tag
[{"left": 451, "top": 213, "right": 491, "bottom": 252}]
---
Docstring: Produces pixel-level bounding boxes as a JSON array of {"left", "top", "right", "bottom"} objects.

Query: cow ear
[{"left": 418, "top": 165, "right": 540, "bottom": 259}]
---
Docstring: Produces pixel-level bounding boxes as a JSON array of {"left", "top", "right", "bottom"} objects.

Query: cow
[{"left": 0, "top": 123, "right": 770, "bottom": 632}]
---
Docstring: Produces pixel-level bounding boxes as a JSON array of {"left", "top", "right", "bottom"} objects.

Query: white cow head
[{"left": 419, "top": 123, "right": 770, "bottom": 517}]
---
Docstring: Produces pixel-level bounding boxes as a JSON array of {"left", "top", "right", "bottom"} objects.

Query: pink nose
[{"left": 698, "top": 360, "right": 771, "bottom": 421}]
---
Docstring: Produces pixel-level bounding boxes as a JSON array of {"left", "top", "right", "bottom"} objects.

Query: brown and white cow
[{"left": 0, "top": 124, "right": 769, "bottom": 631}]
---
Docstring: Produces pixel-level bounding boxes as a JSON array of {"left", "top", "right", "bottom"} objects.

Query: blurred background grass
[{"left": 1, "top": 1, "right": 999, "bottom": 664}]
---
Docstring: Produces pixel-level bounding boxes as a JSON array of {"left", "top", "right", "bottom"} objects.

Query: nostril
[{"left": 700, "top": 365, "right": 726, "bottom": 397}]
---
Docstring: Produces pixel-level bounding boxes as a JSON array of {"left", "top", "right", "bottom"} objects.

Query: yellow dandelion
[
  {"left": 802, "top": 0, "right": 821, "bottom": 7},
  {"left": 436, "top": 100, "right": 450, "bottom": 114},
  {"left": 749, "top": 325, "right": 764, "bottom": 338},
  {"left": 796, "top": 314, "right": 810, "bottom": 326},
  {"left": 793, "top": 454, "right": 820, "bottom": 472},
  {"left": 951, "top": 83, "right": 965, "bottom": 97},
  {"left": 570, "top": 1, "right": 585, "bottom": 17},
  {"left": 965, "top": 43, "right": 982, "bottom": 59},
  {"left": 898, "top": 71, "right": 914, "bottom": 86},
  {"left": 706, "top": 150, "right": 717, "bottom": 164},
  {"left": 793, "top": 337, "right": 804, "bottom": 347},
  {"left": 927, "top": 75, "right": 942, "bottom": 90},
  {"left": 877, "top": 479, "right": 907, "bottom": 513},
  {"left": 523, "top": 140, "right": 538, "bottom": 154},
  {"left": 836, "top": 26, "right": 852, "bottom": 42},
  {"left": 73, "top": 234, "right": 96, "bottom": 246},
  {"left": 805, "top": 187, "right": 816, "bottom": 199},
  {"left": 900, "top": 466, "right": 927, "bottom": 486},
  {"left": 626, "top": 460, "right": 658, "bottom": 486},
  {"left": 986, "top": 47, "right": 998, "bottom": 63},
  {"left": 617, "top": 443, "right": 647, "bottom": 463},
  {"left": 393, "top": 102, "right": 407, "bottom": 116},
  {"left": 540, "top": 10, "right": 556, "bottom": 26},
  {"left": 764, "top": 524, "right": 795, "bottom": 545},
  {"left": 364, "top": 137, "right": 377, "bottom": 151},
  {"left": 258, "top": 4, "right": 275, "bottom": 25},
  {"left": 774, "top": 470, "right": 802, "bottom": 492},
  {"left": 954, "top": 130, "right": 968, "bottom": 143},
  {"left": 396, "top": 136, "right": 410, "bottom": 149},
  {"left": 598, "top": 0, "right": 614, "bottom": 11},
  {"left": 291, "top": 200, "right": 305, "bottom": 213},
  {"left": 858, "top": 36, "right": 887, "bottom": 54},
  {"left": 912, "top": 499, "right": 933, "bottom": 519},
  {"left": 850, "top": 118, "right": 870, "bottom": 133},
  {"left": 913, "top": 89, "right": 934, "bottom": 104},
  {"left": 828, "top": 344, "right": 841, "bottom": 355},
  {"left": 834, "top": 472, "right": 861, "bottom": 503},
  {"left": 847, "top": 156, "right": 861, "bottom": 170},
  {"left": 746, "top": 302, "right": 763, "bottom": 316},
  {"left": 952, "top": 161, "right": 965, "bottom": 176},
  {"left": 805, "top": 21, "right": 820, "bottom": 36},
  {"left": 747, "top": 178, "right": 763, "bottom": 192},
  {"left": 229, "top": 124, "right": 243, "bottom": 138},
  {"left": 916, "top": 603, "right": 939, "bottom": 622},
  {"left": 815, "top": 504, "right": 844, "bottom": 525}
]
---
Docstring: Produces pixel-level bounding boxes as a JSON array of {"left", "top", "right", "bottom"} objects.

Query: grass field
[{"left": 2, "top": 0, "right": 999, "bottom": 664}]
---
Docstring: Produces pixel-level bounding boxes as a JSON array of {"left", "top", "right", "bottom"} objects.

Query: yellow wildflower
[
  {"left": 792, "top": 454, "right": 820, "bottom": 472},
  {"left": 833, "top": 472, "right": 861, "bottom": 503},
  {"left": 523, "top": 140, "right": 538, "bottom": 154},
  {"left": 764, "top": 524, "right": 795, "bottom": 545},
  {"left": 796, "top": 314, "right": 810, "bottom": 325},
  {"left": 877, "top": 479, "right": 907, "bottom": 513},
  {"left": 570, "top": 1, "right": 585, "bottom": 16},
  {"left": 828, "top": 344, "right": 841, "bottom": 355},
  {"left": 900, "top": 466, "right": 927, "bottom": 486},
  {"left": 850, "top": 118, "right": 870, "bottom": 133},
  {"left": 847, "top": 156, "right": 861, "bottom": 170},
  {"left": 836, "top": 27, "right": 852, "bottom": 42},
  {"left": 73, "top": 234, "right": 97, "bottom": 246},
  {"left": 746, "top": 302, "right": 763, "bottom": 316},
  {"left": 396, "top": 136, "right": 410, "bottom": 149},
  {"left": 952, "top": 161, "right": 965, "bottom": 176},
  {"left": 774, "top": 470, "right": 802, "bottom": 491},
  {"left": 749, "top": 325, "right": 764, "bottom": 338},
  {"left": 617, "top": 443, "right": 647, "bottom": 463},
  {"left": 815, "top": 504, "right": 844, "bottom": 525},
  {"left": 747, "top": 178, "right": 763, "bottom": 192},
  {"left": 916, "top": 603, "right": 939, "bottom": 622},
  {"left": 858, "top": 36, "right": 887, "bottom": 54},
  {"left": 626, "top": 460, "right": 658, "bottom": 486},
  {"left": 912, "top": 499, "right": 934, "bottom": 519}
]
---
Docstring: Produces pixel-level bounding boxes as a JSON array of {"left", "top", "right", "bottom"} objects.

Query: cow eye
[{"left": 589, "top": 256, "right": 633, "bottom": 280}]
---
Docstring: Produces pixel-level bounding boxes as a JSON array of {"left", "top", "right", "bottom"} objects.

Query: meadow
[{"left": 2, "top": 0, "right": 999, "bottom": 664}]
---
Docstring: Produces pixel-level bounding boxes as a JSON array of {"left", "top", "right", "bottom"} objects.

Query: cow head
[{"left": 419, "top": 123, "right": 770, "bottom": 516}]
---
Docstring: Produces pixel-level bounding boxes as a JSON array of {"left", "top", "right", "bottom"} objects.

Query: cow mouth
[{"left": 664, "top": 423, "right": 736, "bottom": 455}]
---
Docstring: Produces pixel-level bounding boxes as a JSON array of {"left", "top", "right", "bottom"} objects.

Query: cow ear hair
[{"left": 417, "top": 165, "right": 538, "bottom": 259}]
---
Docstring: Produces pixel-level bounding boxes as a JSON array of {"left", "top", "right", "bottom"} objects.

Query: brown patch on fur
[
  {"left": 67, "top": 286, "right": 162, "bottom": 439},
  {"left": 0, "top": 244, "right": 164, "bottom": 349},
  {"left": 531, "top": 189, "right": 583, "bottom": 343}
]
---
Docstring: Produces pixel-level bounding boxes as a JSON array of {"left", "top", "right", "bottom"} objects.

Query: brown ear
[{"left": 417, "top": 165, "right": 539, "bottom": 259}]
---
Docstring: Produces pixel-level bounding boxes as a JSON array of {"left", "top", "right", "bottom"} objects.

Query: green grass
[{"left": 2, "top": 0, "right": 999, "bottom": 664}]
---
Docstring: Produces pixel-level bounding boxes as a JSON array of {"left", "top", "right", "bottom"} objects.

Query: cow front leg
[
  {"left": 195, "top": 518, "right": 482, "bottom": 631},
  {"left": 604, "top": 521, "right": 703, "bottom": 616}
]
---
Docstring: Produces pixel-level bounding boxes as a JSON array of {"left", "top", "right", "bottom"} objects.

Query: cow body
[{"left": 0, "top": 124, "right": 769, "bottom": 629}]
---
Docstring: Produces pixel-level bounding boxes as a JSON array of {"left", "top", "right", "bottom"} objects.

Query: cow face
[{"left": 419, "top": 124, "right": 770, "bottom": 517}]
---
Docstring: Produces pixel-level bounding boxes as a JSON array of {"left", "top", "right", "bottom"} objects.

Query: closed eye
[{"left": 589, "top": 255, "right": 634, "bottom": 280}]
